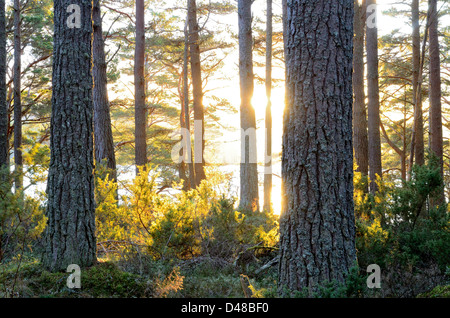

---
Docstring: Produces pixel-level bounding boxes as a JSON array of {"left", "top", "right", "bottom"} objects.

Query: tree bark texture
[
  {"left": 238, "top": 0, "right": 259, "bottom": 212},
  {"left": 43, "top": 0, "right": 96, "bottom": 271},
  {"left": 13, "top": 0, "right": 22, "bottom": 190},
  {"left": 428, "top": 0, "right": 442, "bottom": 171},
  {"left": 0, "top": 0, "right": 7, "bottom": 170},
  {"left": 278, "top": 0, "right": 356, "bottom": 295},
  {"left": 134, "top": 0, "right": 147, "bottom": 173},
  {"left": 93, "top": 0, "right": 117, "bottom": 183}
]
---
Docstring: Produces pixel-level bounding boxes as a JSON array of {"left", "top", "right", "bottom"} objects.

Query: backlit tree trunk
[
  {"left": 188, "top": 0, "right": 206, "bottom": 187},
  {"left": 428, "top": 0, "right": 444, "bottom": 205},
  {"left": 278, "top": 0, "right": 356, "bottom": 295},
  {"left": 410, "top": 0, "right": 424, "bottom": 169},
  {"left": 182, "top": 16, "right": 195, "bottom": 190},
  {"left": 43, "top": 0, "right": 97, "bottom": 271},
  {"left": 263, "top": 0, "right": 273, "bottom": 212},
  {"left": 238, "top": 0, "right": 259, "bottom": 212},
  {"left": 366, "top": 0, "right": 382, "bottom": 193}
]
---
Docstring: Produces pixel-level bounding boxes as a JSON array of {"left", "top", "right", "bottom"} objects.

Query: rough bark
[
  {"left": 134, "top": 0, "right": 147, "bottom": 173},
  {"left": 0, "top": 0, "right": 7, "bottom": 171},
  {"left": 263, "top": 0, "right": 272, "bottom": 212},
  {"left": 353, "top": 0, "right": 368, "bottom": 184},
  {"left": 93, "top": 0, "right": 117, "bottom": 183},
  {"left": 43, "top": 0, "right": 97, "bottom": 271},
  {"left": 366, "top": 0, "right": 382, "bottom": 193},
  {"left": 13, "top": 0, "right": 22, "bottom": 190},
  {"left": 278, "top": 0, "right": 356, "bottom": 295},
  {"left": 188, "top": 0, "right": 206, "bottom": 187},
  {"left": 238, "top": 0, "right": 259, "bottom": 213}
]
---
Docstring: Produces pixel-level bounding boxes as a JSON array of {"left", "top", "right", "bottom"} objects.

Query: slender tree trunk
[
  {"left": 188, "top": 0, "right": 206, "bottom": 187},
  {"left": 428, "top": 0, "right": 444, "bottom": 205},
  {"left": 179, "top": 85, "right": 188, "bottom": 190},
  {"left": 182, "top": 16, "right": 195, "bottom": 190},
  {"left": 263, "top": 0, "right": 272, "bottom": 212},
  {"left": 238, "top": 0, "right": 259, "bottom": 213},
  {"left": 278, "top": 0, "right": 356, "bottom": 295},
  {"left": 93, "top": 0, "right": 117, "bottom": 183},
  {"left": 135, "top": 0, "right": 147, "bottom": 174},
  {"left": 179, "top": 18, "right": 188, "bottom": 189},
  {"left": 13, "top": 0, "right": 22, "bottom": 191},
  {"left": 410, "top": 0, "right": 424, "bottom": 169},
  {"left": 0, "top": 0, "right": 7, "bottom": 172},
  {"left": 353, "top": 0, "right": 369, "bottom": 187},
  {"left": 410, "top": 0, "right": 430, "bottom": 179},
  {"left": 366, "top": 0, "right": 382, "bottom": 193},
  {"left": 43, "top": 0, "right": 97, "bottom": 271},
  {"left": 282, "top": 0, "right": 287, "bottom": 52}
]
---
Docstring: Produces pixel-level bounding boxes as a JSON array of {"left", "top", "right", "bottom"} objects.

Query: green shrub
[{"left": 354, "top": 156, "right": 450, "bottom": 297}]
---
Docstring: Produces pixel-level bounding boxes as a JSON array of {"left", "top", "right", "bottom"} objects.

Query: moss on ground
[
  {"left": 417, "top": 285, "right": 450, "bottom": 298},
  {"left": 0, "top": 259, "right": 152, "bottom": 298}
]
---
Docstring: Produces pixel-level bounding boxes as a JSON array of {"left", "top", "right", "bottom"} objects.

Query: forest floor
[
  {"left": 0, "top": 253, "right": 279, "bottom": 298},
  {"left": 0, "top": 254, "right": 449, "bottom": 298}
]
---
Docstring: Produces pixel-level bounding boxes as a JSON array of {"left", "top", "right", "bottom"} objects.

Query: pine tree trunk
[
  {"left": 428, "top": 0, "right": 444, "bottom": 205},
  {"left": 179, "top": 73, "right": 188, "bottom": 190},
  {"left": 13, "top": 0, "right": 22, "bottom": 190},
  {"left": 179, "top": 18, "right": 188, "bottom": 189},
  {"left": 182, "top": 16, "right": 195, "bottom": 190},
  {"left": 93, "top": 0, "right": 117, "bottom": 183},
  {"left": 43, "top": 0, "right": 96, "bottom": 271},
  {"left": 188, "top": 0, "right": 206, "bottom": 187},
  {"left": 366, "top": 0, "right": 382, "bottom": 193},
  {"left": 278, "top": 0, "right": 356, "bottom": 295},
  {"left": 134, "top": 0, "right": 147, "bottom": 173},
  {"left": 263, "top": 0, "right": 273, "bottom": 212},
  {"left": 238, "top": 0, "right": 259, "bottom": 213},
  {"left": 411, "top": 0, "right": 424, "bottom": 168},
  {"left": 353, "top": 0, "right": 369, "bottom": 184},
  {"left": 0, "top": 0, "right": 7, "bottom": 171}
]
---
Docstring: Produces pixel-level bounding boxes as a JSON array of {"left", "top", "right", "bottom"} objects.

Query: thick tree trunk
[
  {"left": 134, "top": 0, "right": 147, "bottom": 173},
  {"left": 93, "top": 0, "right": 117, "bottom": 183},
  {"left": 278, "top": 0, "right": 356, "bottom": 295},
  {"left": 353, "top": 0, "right": 369, "bottom": 185},
  {"left": 0, "top": 0, "right": 7, "bottom": 171},
  {"left": 366, "top": 0, "right": 382, "bottom": 193},
  {"left": 428, "top": 0, "right": 444, "bottom": 205},
  {"left": 263, "top": 0, "right": 272, "bottom": 212},
  {"left": 238, "top": 0, "right": 259, "bottom": 213},
  {"left": 13, "top": 0, "right": 22, "bottom": 190},
  {"left": 188, "top": 0, "right": 206, "bottom": 187},
  {"left": 43, "top": 0, "right": 97, "bottom": 271}
]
